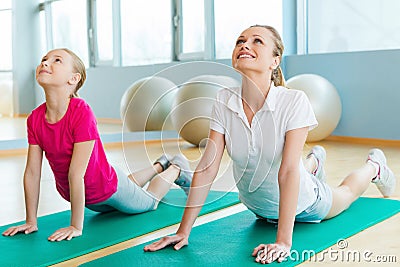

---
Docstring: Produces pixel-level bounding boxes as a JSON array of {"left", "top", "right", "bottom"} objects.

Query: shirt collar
[{"left": 226, "top": 83, "right": 278, "bottom": 113}]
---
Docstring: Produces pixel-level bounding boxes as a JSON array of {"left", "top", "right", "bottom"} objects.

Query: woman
[{"left": 143, "top": 25, "right": 395, "bottom": 264}]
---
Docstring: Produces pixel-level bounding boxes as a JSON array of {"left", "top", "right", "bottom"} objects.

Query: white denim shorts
[
  {"left": 86, "top": 166, "right": 157, "bottom": 214},
  {"left": 295, "top": 175, "right": 333, "bottom": 223},
  {"left": 256, "top": 175, "right": 333, "bottom": 224}
]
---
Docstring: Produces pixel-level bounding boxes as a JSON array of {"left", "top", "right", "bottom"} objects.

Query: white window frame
[
  {"left": 296, "top": 0, "right": 308, "bottom": 55},
  {"left": 298, "top": 0, "right": 400, "bottom": 55},
  {"left": 174, "top": 0, "right": 215, "bottom": 61},
  {"left": 0, "top": 5, "right": 13, "bottom": 72},
  {"left": 40, "top": 0, "right": 257, "bottom": 67},
  {"left": 40, "top": 0, "right": 91, "bottom": 66},
  {"left": 88, "top": 0, "right": 121, "bottom": 67}
]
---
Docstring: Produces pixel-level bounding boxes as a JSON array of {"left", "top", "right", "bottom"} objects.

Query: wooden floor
[{"left": 0, "top": 118, "right": 399, "bottom": 266}]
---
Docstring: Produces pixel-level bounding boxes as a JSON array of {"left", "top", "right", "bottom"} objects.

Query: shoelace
[
  {"left": 367, "top": 157, "right": 381, "bottom": 181},
  {"left": 309, "top": 153, "right": 320, "bottom": 176}
]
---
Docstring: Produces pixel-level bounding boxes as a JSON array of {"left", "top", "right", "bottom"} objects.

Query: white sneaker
[
  {"left": 306, "top": 145, "right": 327, "bottom": 181},
  {"left": 170, "top": 154, "right": 193, "bottom": 196},
  {"left": 367, "top": 148, "right": 396, "bottom": 197}
]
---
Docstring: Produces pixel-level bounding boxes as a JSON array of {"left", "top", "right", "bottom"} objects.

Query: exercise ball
[
  {"left": 286, "top": 74, "right": 342, "bottom": 142},
  {"left": 171, "top": 75, "right": 240, "bottom": 146},
  {"left": 120, "top": 76, "right": 177, "bottom": 131}
]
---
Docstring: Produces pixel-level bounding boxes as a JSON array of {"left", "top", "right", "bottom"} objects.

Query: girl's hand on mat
[
  {"left": 252, "top": 243, "right": 290, "bottom": 264},
  {"left": 143, "top": 233, "right": 189, "bottom": 252},
  {"left": 48, "top": 226, "right": 82, "bottom": 242},
  {"left": 2, "top": 223, "right": 38, "bottom": 236}
]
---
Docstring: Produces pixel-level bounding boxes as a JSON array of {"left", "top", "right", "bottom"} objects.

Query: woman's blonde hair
[
  {"left": 250, "top": 25, "right": 285, "bottom": 87},
  {"left": 60, "top": 48, "right": 86, "bottom": 97}
]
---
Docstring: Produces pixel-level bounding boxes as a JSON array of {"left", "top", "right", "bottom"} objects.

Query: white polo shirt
[{"left": 210, "top": 84, "right": 318, "bottom": 219}]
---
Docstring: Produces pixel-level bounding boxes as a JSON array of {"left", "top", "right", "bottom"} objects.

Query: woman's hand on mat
[
  {"left": 48, "top": 225, "right": 82, "bottom": 242},
  {"left": 2, "top": 223, "right": 38, "bottom": 236},
  {"left": 252, "top": 243, "right": 291, "bottom": 264},
  {"left": 143, "top": 233, "right": 189, "bottom": 252}
]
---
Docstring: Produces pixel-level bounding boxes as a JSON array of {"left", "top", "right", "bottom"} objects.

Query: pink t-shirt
[{"left": 27, "top": 98, "right": 117, "bottom": 205}]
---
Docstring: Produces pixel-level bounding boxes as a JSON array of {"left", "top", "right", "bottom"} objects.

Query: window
[
  {"left": 120, "top": 0, "right": 173, "bottom": 66},
  {"left": 94, "top": 0, "right": 114, "bottom": 64},
  {"left": 38, "top": 0, "right": 285, "bottom": 66},
  {"left": 180, "top": 0, "right": 204, "bottom": 57},
  {"left": 307, "top": 0, "right": 400, "bottom": 53},
  {"left": 214, "top": 0, "right": 283, "bottom": 59},
  {"left": 0, "top": 3, "right": 12, "bottom": 71},
  {"left": 38, "top": 8, "right": 47, "bottom": 57},
  {"left": 0, "top": 1, "right": 13, "bottom": 117},
  {"left": 47, "top": 0, "right": 89, "bottom": 66},
  {"left": 0, "top": 0, "right": 11, "bottom": 9}
]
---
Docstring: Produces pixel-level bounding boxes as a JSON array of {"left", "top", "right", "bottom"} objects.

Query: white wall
[{"left": 285, "top": 49, "right": 400, "bottom": 140}]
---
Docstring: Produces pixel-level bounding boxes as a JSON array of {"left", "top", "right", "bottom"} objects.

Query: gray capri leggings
[{"left": 86, "top": 166, "right": 157, "bottom": 214}]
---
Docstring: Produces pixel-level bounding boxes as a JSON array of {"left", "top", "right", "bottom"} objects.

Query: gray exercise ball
[
  {"left": 286, "top": 74, "right": 342, "bottom": 142},
  {"left": 171, "top": 75, "right": 240, "bottom": 146},
  {"left": 120, "top": 76, "right": 177, "bottom": 131}
]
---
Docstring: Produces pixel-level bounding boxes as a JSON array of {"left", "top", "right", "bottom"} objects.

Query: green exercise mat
[
  {"left": 0, "top": 190, "right": 239, "bottom": 267},
  {"left": 81, "top": 197, "right": 400, "bottom": 267}
]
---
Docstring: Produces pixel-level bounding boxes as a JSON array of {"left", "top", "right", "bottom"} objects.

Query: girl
[
  {"left": 143, "top": 25, "right": 396, "bottom": 264},
  {"left": 2, "top": 48, "right": 192, "bottom": 242}
]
